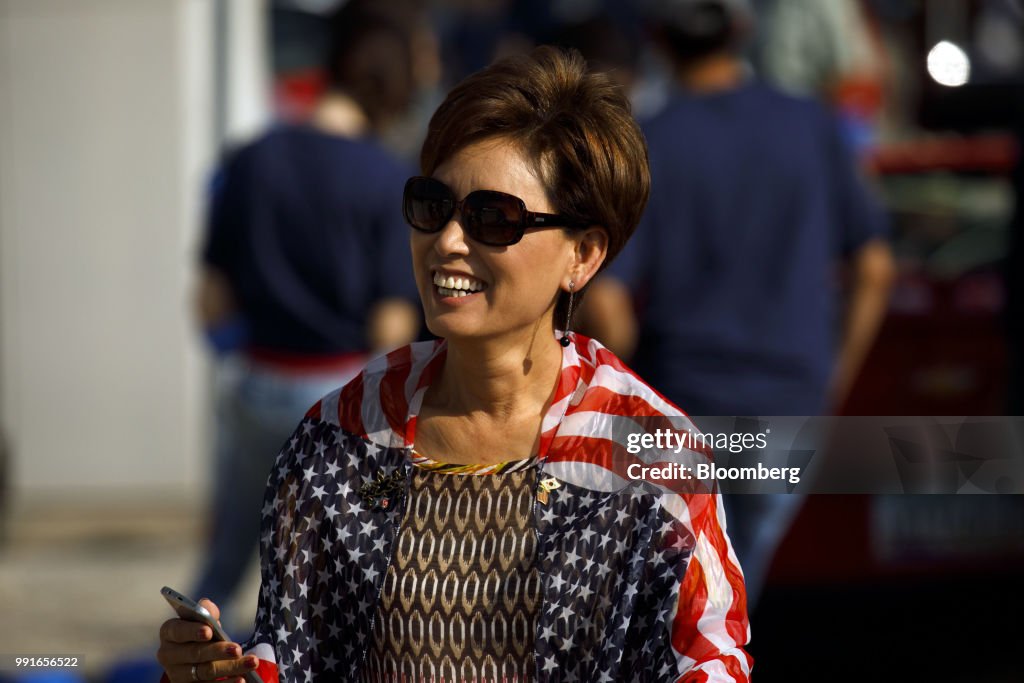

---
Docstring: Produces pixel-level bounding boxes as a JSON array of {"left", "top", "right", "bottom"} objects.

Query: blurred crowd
[{"left": 260, "top": 0, "right": 1024, "bottom": 403}]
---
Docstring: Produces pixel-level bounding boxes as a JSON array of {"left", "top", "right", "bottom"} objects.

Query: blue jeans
[{"left": 192, "top": 354, "right": 362, "bottom": 631}]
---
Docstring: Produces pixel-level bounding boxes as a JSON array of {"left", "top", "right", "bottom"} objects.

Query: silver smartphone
[{"left": 160, "top": 586, "right": 263, "bottom": 683}]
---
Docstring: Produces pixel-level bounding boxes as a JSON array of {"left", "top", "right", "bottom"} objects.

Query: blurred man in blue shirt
[
  {"left": 192, "top": 2, "right": 422, "bottom": 630},
  {"left": 586, "top": 0, "right": 894, "bottom": 606}
]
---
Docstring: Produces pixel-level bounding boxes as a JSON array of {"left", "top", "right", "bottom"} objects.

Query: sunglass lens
[
  {"left": 464, "top": 192, "right": 523, "bottom": 245},
  {"left": 405, "top": 178, "right": 453, "bottom": 232}
]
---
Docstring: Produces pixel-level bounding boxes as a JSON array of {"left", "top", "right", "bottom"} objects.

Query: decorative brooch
[
  {"left": 536, "top": 477, "right": 561, "bottom": 505},
  {"left": 358, "top": 470, "right": 406, "bottom": 510}
]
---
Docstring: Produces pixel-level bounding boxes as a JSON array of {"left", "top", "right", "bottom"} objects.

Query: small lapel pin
[{"left": 537, "top": 477, "right": 561, "bottom": 505}]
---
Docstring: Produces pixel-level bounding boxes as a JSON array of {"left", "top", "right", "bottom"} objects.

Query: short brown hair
[{"left": 420, "top": 46, "right": 650, "bottom": 317}]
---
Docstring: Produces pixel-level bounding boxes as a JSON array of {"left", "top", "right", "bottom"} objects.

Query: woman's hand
[{"left": 156, "top": 598, "right": 259, "bottom": 683}]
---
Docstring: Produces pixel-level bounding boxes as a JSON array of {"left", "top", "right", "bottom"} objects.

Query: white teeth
[
  {"left": 433, "top": 272, "right": 485, "bottom": 294},
  {"left": 437, "top": 286, "right": 470, "bottom": 297}
]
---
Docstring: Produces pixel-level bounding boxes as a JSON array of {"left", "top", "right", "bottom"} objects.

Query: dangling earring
[{"left": 559, "top": 280, "right": 576, "bottom": 347}]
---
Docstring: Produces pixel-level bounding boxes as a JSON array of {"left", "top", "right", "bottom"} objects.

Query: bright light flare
[{"left": 927, "top": 41, "right": 971, "bottom": 87}]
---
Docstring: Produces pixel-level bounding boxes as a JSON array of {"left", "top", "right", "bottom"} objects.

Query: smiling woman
[
  {"left": 157, "top": 45, "right": 752, "bottom": 683},
  {"left": 410, "top": 136, "right": 607, "bottom": 355}
]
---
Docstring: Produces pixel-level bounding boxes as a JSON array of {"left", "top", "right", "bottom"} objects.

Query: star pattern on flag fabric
[
  {"left": 526, "top": 477, "right": 699, "bottom": 681},
  {"left": 245, "top": 418, "right": 413, "bottom": 682}
]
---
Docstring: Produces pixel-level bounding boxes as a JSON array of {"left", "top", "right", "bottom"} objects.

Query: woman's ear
[{"left": 566, "top": 225, "right": 609, "bottom": 289}]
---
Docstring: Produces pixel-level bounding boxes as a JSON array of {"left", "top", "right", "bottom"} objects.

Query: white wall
[
  {"left": 223, "top": 0, "right": 271, "bottom": 146},
  {"left": 0, "top": 0, "right": 224, "bottom": 499}
]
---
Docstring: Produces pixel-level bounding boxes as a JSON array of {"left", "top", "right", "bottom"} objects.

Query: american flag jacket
[{"left": 223, "top": 334, "right": 752, "bottom": 682}]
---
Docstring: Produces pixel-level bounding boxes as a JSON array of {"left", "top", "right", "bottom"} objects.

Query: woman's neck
[
  {"left": 311, "top": 91, "right": 370, "bottom": 138},
  {"left": 432, "top": 325, "right": 564, "bottom": 422}
]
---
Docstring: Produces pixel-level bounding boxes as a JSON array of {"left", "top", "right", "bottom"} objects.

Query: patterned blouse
[{"left": 363, "top": 454, "right": 540, "bottom": 682}]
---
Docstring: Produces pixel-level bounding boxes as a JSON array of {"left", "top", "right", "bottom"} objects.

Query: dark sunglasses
[{"left": 403, "top": 176, "right": 588, "bottom": 246}]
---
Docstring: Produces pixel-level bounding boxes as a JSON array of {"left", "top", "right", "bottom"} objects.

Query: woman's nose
[{"left": 433, "top": 216, "right": 471, "bottom": 256}]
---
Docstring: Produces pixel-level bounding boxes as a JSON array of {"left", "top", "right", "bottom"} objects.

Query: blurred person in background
[
  {"left": 584, "top": 0, "right": 895, "bottom": 607},
  {"left": 159, "top": 45, "right": 751, "bottom": 683},
  {"left": 191, "top": 0, "right": 421, "bottom": 633}
]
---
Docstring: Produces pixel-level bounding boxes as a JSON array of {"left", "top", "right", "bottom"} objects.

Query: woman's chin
[{"left": 423, "top": 312, "right": 483, "bottom": 342}]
